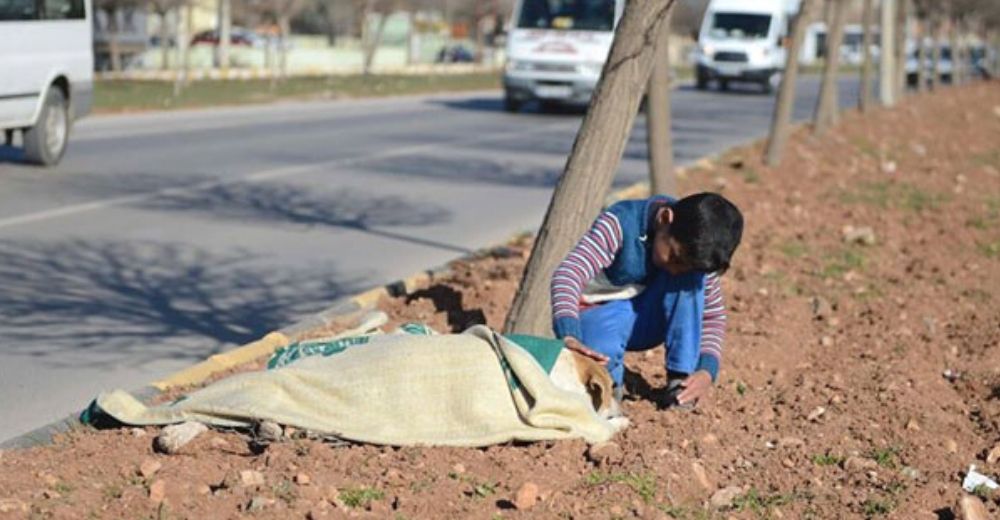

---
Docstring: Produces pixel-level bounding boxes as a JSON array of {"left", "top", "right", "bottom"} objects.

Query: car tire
[
  {"left": 503, "top": 91, "right": 521, "bottom": 113},
  {"left": 24, "top": 87, "right": 70, "bottom": 166},
  {"left": 696, "top": 71, "right": 709, "bottom": 90},
  {"left": 718, "top": 79, "right": 730, "bottom": 91}
]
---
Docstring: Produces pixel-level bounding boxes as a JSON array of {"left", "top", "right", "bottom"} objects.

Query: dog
[{"left": 548, "top": 346, "right": 630, "bottom": 433}]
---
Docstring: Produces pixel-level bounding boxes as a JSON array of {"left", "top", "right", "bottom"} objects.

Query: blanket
[{"left": 94, "top": 325, "right": 616, "bottom": 447}]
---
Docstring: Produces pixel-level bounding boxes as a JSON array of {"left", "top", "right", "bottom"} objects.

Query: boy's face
[{"left": 651, "top": 207, "right": 693, "bottom": 275}]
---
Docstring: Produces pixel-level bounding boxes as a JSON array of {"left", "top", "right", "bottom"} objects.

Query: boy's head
[{"left": 651, "top": 192, "right": 743, "bottom": 275}]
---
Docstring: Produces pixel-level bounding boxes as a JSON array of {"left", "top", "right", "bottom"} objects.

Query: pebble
[
  {"left": 811, "top": 296, "right": 833, "bottom": 320},
  {"left": 514, "top": 482, "right": 539, "bottom": 510},
  {"left": 451, "top": 463, "right": 466, "bottom": 474},
  {"left": 842, "top": 456, "right": 878, "bottom": 472},
  {"left": 139, "top": 459, "right": 163, "bottom": 479},
  {"left": 196, "top": 484, "right": 212, "bottom": 495},
  {"left": 586, "top": 441, "right": 623, "bottom": 467},
  {"left": 709, "top": 486, "right": 744, "bottom": 509},
  {"left": 986, "top": 444, "right": 1000, "bottom": 465},
  {"left": 842, "top": 225, "right": 877, "bottom": 246},
  {"left": 946, "top": 439, "right": 959, "bottom": 454},
  {"left": 129, "top": 428, "right": 147, "bottom": 438},
  {"left": 148, "top": 480, "right": 166, "bottom": 504},
  {"left": 295, "top": 473, "right": 311, "bottom": 486},
  {"left": 906, "top": 419, "right": 921, "bottom": 431},
  {"left": 820, "top": 336, "right": 834, "bottom": 347},
  {"left": 248, "top": 496, "right": 275, "bottom": 512},
  {"left": 702, "top": 433, "right": 719, "bottom": 446},
  {"left": 256, "top": 421, "right": 284, "bottom": 443},
  {"left": 901, "top": 466, "right": 921, "bottom": 480},
  {"left": 0, "top": 499, "right": 27, "bottom": 513},
  {"left": 959, "top": 495, "right": 989, "bottom": 520},
  {"left": 807, "top": 406, "right": 826, "bottom": 422},
  {"left": 779, "top": 437, "right": 805, "bottom": 448},
  {"left": 782, "top": 458, "right": 795, "bottom": 469},
  {"left": 240, "top": 470, "right": 265, "bottom": 487},
  {"left": 691, "top": 461, "right": 713, "bottom": 491},
  {"left": 155, "top": 422, "right": 207, "bottom": 454},
  {"left": 881, "top": 161, "right": 897, "bottom": 174}
]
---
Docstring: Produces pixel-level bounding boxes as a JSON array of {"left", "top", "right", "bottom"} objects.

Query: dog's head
[{"left": 567, "top": 350, "right": 623, "bottom": 421}]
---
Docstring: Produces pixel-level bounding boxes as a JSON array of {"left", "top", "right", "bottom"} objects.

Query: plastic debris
[{"left": 961, "top": 465, "right": 999, "bottom": 493}]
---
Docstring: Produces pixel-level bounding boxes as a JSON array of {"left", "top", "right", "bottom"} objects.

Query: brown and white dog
[{"left": 548, "top": 347, "right": 630, "bottom": 433}]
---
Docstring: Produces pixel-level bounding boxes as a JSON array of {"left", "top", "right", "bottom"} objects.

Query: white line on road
[{"left": 0, "top": 120, "right": 575, "bottom": 231}]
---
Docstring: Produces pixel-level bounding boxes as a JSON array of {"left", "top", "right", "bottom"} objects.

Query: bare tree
[
  {"left": 859, "top": 0, "right": 875, "bottom": 110},
  {"left": 764, "top": 0, "right": 818, "bottom": 167},
  {"left": 647, "top": 5, "right": 676, "bottom": 195},
  {"left": 95, "top": 0, "right": 142, "bottom": 71},
  {"left": 217, "top": 0, "right": 231, "bottom": 70},
  {"left": 913, "top": 0, "right": 932, "bottom": 92},
  {"left": 503, "top": 0, "right": 678, "bottom": 336},
  {"left": 814, "top": 0, "right": 847, "bottom": 134},
  {"left": 894, "top": 0, "right": 910, "bottom": 98},
  {"left": 880, "top": 0, "right": 897, "bottom": 105},
  {"left": 148, "top": 0, "right": 187, "bottom": 70}
]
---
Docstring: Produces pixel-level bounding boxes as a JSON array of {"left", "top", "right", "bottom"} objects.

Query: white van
[
  {"left": 695, "top": 0, "right": 799, "bottom": 93},
  {"left": 0, "top": 0, "right": 93, "bottom": 165},
  {"left": 503, "top": 0, "right": 624, "bottom": 112}
]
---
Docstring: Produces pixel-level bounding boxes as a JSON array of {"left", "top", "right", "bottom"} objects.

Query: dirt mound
[{"left": 1, "top": 84, "right": 998, "bottom": 519}]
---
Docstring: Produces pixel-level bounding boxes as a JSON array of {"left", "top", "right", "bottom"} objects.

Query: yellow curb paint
[{"left": 151, "top": 332, "right": 289, "bottom": 391}]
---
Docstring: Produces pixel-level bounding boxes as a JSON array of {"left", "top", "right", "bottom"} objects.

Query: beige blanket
[{"left": 95, "top": 326, "right": 617, "bottom": 446}]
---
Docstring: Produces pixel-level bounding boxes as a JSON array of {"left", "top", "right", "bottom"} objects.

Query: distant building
[
  {"left": 93, "top": 6, "right": 148, "bottom": 70},
  {"left": 803, "top": 22, "right": 880, "bottom": 65}
]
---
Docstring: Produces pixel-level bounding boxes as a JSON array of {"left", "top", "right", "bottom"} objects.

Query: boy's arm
[
  {"left": 695, "top": 272, "right": 727, "bottom": 382},
  {"left": 551, "top": 212, "right": 623, "bottom": 339}
]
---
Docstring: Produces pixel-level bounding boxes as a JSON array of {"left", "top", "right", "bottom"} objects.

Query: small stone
[
  {"left": 842, "top": 225, "right": 877, "bottom": 246},
  {"left": 811, "top": 296, "right": 833, "bottom": 320},
  {"left": 255, "top": 421, "right": 283, "bottom": 443},
  {"left": 842, "top": 456, "right": 878, "bottom": 472},
  {"left": 701, "top": 433, "right": 719, "bottom": 446},
  {"left": 906, "top": 419, "right": 921, "bottom": 431},
  {"left": 451, "top": 463, "right": 465, "bottom": 474},
  {"left": 901, "top": 466, "right": 921, "bottom": 480},
  {"left": 139, "top": 459, "right": 163, "bottom": 479},
  {"left": 779, "top": 437, "right": 805, "bottom": 448},
  {"left": 42, "top": 489, "right": 61, "bottom": 500},
  {"left": 513, "top": 482, "right": 539, "bottom": 510},
  {"left": 295, "top": 473, "right": 311, "bottom": 486},
  {"left": 881, "top": 161, "right": 897, "bottom": 174},
  {"left": 240, "top": 470, "right": 265, "bottom": 487},
  {"left": 148, "top": 480, "right": 166, "bottom": 504},
  {"left": 820, "top": 336, "right": 834, "bottom": 347},
  {"left": 587, "top": 441, "right": 623, "bottom": 467},
  {"left": 689, "top": 461, "right": 713, "bottom": 492},
  {"left": 130, "top": 428, "right": 147, "bottom": 438},
  {"left": 196, "top": 484, "right": 212, "bottom": 495},
  {"left": 155, "top": 422, "right": 207, "bottom": 454},
  {"left": 807, "top": 406, "right": 826, "bottom": 421},
  {"left": 960, "top": 495, "right": 989, "bottom": 520},
  {"left": 0, "top": 499, "right": 27, "bottom": 513},
  {"left": 986, "top": 445, "right": 1000, "bottom": 465},
  {"left": 946, "top": 439, "right": 959, "bottom": 454},
  {"left": 248, "top": 496, "right": 275, "bottom": 512},
  {"left": 710, "top": 486, "right": 744, "bottom": 509},
  {"left": 782, "top": 458, "right": 795, "bottom": 469}
]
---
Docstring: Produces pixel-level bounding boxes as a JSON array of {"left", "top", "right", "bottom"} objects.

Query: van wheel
[
  {"left": 24, "top": 87, "right": 69, "bottom": 166},
  {"left": 503, "top": 91, "right": 522, "bottom": 113},
  {"left": 695, "top": 70, "right": 709, "bottom": 90}
]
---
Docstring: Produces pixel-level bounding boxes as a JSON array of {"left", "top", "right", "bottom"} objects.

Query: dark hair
[{"left": 669, "top": 192, "right": 744, "bottom": 273}]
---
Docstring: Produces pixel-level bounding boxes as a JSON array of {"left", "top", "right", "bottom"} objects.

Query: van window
[
  {"left": 0, "top": 0, "right": 38, "bottom": 20},
  {"left": 517, "top": 0, "right": 615, "bottom": 31},
  {"left": 710, "top": 12, "right": 772, "bottom": 40},
  {"left": 43, "top": 0, "right": 84, "bottom": 19}
]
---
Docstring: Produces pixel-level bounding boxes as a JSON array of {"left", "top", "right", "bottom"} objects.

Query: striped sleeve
[
  {"left": 695, "top": 272, "right": 727, "bottom": 381},
  {"left": 551, "top": 211, "right": 623, "bottom": 339}
]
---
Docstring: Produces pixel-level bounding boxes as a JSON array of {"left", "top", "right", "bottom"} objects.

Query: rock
[
  {"left": 240, "top": 470, "right": 265, "bottom": 488},
  {"left": 148, "top": 480, "right": 166, "bottom": 504},
  {"left": 155, "top": 422, "right": 207, "bottom": 454},
  {"left": 587, "top": 441, "right": 623, "bottom": 467},
  {"left": 820, "top": 336, "right": 835, "bottom": 347},
  {"left": 710, "top": 486, "right": 744, "bottom": 509},
  {"left": 811, "top": 296, "right": 833, "bottom": 320},
  {"left": 906, "top": 419, "right": 921, "bottom": 431},
  {"left": 881, "top": 161, "right": 897, "bottom": 174},
  {"left": 42, "top": 489, "right": 61, "bottom": 500},
  {"left": 843, "top": 456, "right": 878, "bottom": 472},
  {"left": 129, "top": 428, "right": 147, "bottom": 437},
  {"left": 451, "top": 463, "right": 466, "bottom": 475},
  {"left": 196, "top": 484, "right": 212, "bottom": 495},
  {"left": 248, "top": 496, "right": 275, "bottom": 512},
  {"left": 513, "top": 482, "right": 539, "bottom": 510},
  {"left": 959, "top": 495, "right": 989, "bottom": 520},
  {"left": 0, "top": 499, "right": 27, "bottom": 513},
  {"left": 946, "top": 439, "right": 959, "bottom": 454},
  {"left": 782, "top": 458, "right": 795, "bottom": 469},
  {"left": 701, "top": 433, "right": 719, "bottom": 446},
  {"left": 139, "top": 459, "right": 163, "bottom": 479},
  {"left": 779, "top": 437, "right": 805, "bottom": 448},
  {"left": 691, "top": 461, "right": 713, "bottom": 491},
  {"left": 901, "top": 466, "right": 921, "bottom": 480},
  {"left": 209, "top": 437, "right": 229, "bottom": 450},
  {"left": 986, "top": 444, "right": 1000, "bottom": 465},
  {"left": 295, "top": 473, "right": 311, "bottom": 486},
  {"left": 807, "top": 406, "right": 826, "bottom": 422},
  {"left": 255, "top": 421, "right": 283, "bottom": 443},
  {"left": 842, "top": 225, "right": 877, "bottom": 246}
]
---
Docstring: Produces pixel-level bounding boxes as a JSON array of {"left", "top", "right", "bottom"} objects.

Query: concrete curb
[{"left": 0, "top": 153, "right": 725, "bottom": 450}]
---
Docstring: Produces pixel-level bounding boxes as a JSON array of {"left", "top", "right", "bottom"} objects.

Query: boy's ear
[{"left": 656, "top": 207, "right": 674, "bottom": 227}]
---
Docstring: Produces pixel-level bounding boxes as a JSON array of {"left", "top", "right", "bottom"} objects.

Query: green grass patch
[
  {"left": 971, "top": 149, "right": 1000, "bottom": 167},
  {"left": 839, "top": 181, "right": 946, "bottom": 213},
  {"left": 732, "top": 487, "right": 802, "bottom": 517},
  {"left": 736, "top": 381, "right": 747, "bottom": 396},
  {"left": 849, "top": 136, "right": 880, "bottom": 159},
  {"left": 339, "top": 487, "right": 385, "bottom": 509},
  {"left": 861, "top": 497, "right": 895, "bottom": 516},
  {"left": 93, "top": 72, "right": 502, "bottom": 113},
  {"left": 811, "top": 453, "right": 845, "bottom": 466},
  {"left": 821, "top": 247, "right": 866, "bottom": 279},
  {"left": 869, "top": 446, "right": 900, "bottom": 469},
  {"left": 585, "top": 471, "right": 658, "bottom": 504},
  {"left": 779, "top": 239, "right": 810, "bottom": 259},
  {"left": 978, "top": 239, "right": 1000, "bottom": 259}
]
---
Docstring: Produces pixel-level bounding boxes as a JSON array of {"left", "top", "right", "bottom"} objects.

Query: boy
[{"left": 550, "top": 192, "right": 743, "bottom": 408}]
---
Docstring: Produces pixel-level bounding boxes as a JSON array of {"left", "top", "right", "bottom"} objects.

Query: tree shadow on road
[{"left": 0, "top": 238, "right": 367, "bottom": 368}]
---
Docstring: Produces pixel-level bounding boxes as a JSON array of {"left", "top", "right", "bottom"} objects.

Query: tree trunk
[
  {"left": 879, "top": 0, "right": 896, "bottom": 106},
  {"left": 279, "top": 15, "right": 291, "bottom": 79},
  {"left": 894, "top": 0, "right": 909, "bottom": 99},
  {"left": 502, "top": 0, "right": 678, "bottom": 336},
  {"left": 159, "top": 9, "right": 171, "bottom": 71},
  {"left": 916, "top": 18, "right": 927, "bottom": 93},
  {"left": 217, "top": 0, "right": 231, "bottom": 71},
  {"left": 646, "top": 5, "right": 675, "bottom": 196},
  {"left": 406, "top": 10, "right": 417, "bottom": 65},
  {"left": 950, "top": 20, "right": 960, "bottom": 85},
  {"left": 814, "top": 0, "right": 846, "bottom": 134},
  {"left": 362, "top": 9, "right": 389, "bottom": 75},
  {"left": 764, "top": 0, "right": 818, "bottom": 167},
  {"left": 930, "top": 14, "right": 941, "bottom": 89},
  {"left": 173, "top": 6, "right": 187, "bottom": 97},
  {"left": 859, "top": 0, "right": 875, "bottom": 111}
]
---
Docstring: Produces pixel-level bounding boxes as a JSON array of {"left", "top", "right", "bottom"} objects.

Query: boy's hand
[
  {"left": 676, "top": 370, "right": 713, "bottom": 405},
  {"left": 564, "top": 337, "right": 609, "bottom": 365}
]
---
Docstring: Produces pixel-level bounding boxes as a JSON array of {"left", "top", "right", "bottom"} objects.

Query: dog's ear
[{"left": 585, "top": 371, "right": 613, "bottom": 413}]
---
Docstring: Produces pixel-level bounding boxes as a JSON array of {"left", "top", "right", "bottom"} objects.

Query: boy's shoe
[{"left": 658, "top": 376, "right": 696, "bottom": 411}]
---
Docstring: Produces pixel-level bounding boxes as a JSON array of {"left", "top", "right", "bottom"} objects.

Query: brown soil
[{"left": 1, "top": 84, "right": 999, "bottom": 520}]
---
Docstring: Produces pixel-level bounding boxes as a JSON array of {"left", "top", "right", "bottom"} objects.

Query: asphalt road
[{"left": 0, "top": 75, "right": 864, "bottom": 442}]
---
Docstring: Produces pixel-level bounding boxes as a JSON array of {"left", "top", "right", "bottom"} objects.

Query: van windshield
[
  {"left": 516, "top": 0, "right": 615, "bottom": 31},
  {"left": 709, "top": 12, "right": 772, "bottom": 40}
]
